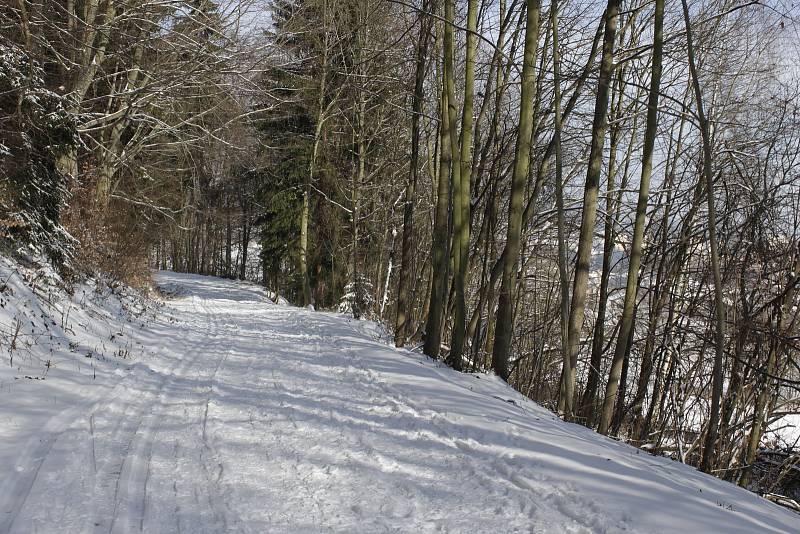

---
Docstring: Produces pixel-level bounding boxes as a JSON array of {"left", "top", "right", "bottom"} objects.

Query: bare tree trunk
[
  {"left": 561, "top": 0, "right": 620, "bottom": 419},
  {"left": 396, "top": 2, "right": 433, "bottom": 347},
  {"left": 299, "top": 2, "right": 334, "bottom": 308},
  {"left": 598, "top": 0, "right": 664, "bottom": 435},
  {"left": 491, "top": 0, "right": 541, "bottom": 381},
  {"left": 738, "top": 334, "right": 776, "bottom": 488},
  {"left": 680, "top": 0, "right": 727, "bottom": 473},
  {"left": 423, "top": 65, "right": 452, "bottom": 358},
  {"left": 551, "top": 0, "right": 571, "bottom": 416},
  {"left": 58, "top": 0, "right": 115, "bottom": 203},
  {"left": 444, "top": 0, "right": 470, "bottom": 371},
  {"left": 351, "top": 8, "right": 368, "bottom": 319},
  {"left": 240, "top": 214, "right": 250, "bottom": 281},
  {"left": 225, "top": 202, "right": 232, "bottom": 278},
  {"left": 577, "top": 63, "right": 628, "bottom": 422}
]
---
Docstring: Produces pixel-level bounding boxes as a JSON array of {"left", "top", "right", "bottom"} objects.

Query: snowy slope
[
  {"left": 0, "top": 257, "right": 162, "bottom": 531},
  {"left": 1, "top": 270, "right": 797, "bottom": 533}
]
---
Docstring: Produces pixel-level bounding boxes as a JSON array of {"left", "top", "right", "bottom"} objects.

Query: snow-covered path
[{"left": 1, "top": 272, "right": 797, "bottom": 533}]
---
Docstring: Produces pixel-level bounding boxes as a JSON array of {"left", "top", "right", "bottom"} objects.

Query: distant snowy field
[{"left": 0, "top": 265, "right": 797, "bottom": 533}]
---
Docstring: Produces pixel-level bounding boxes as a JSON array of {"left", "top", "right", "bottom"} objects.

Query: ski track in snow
[{"left": 1, "top": 271, "right": 798, "bottom": 533}]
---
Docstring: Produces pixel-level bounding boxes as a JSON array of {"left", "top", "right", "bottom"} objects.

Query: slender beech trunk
[
  {"left": 478, "top": 18, "right": 605, "bottom": 318},
  {"left": 681, "top": 0, "right": 727, "bottom": 474},
  {"left": 633, "top": 104, "right": 688, "bottom": 442},
  {"left": 299, "top": 2, "right": 333, "bottom": 308},
  {"left": 423, "top": 78, "right": 453, "bottom": 358},
  {"left": 597, "top": 0, "right": 664, "bottom": 435},
  {"left": 551, "top": 0, "right": 571, "bottom": 415},
  {"left": 225, "top": 202, "right": 232, "bottom": 278},
  {"left": 299, "top": 178, "right": 312, "bottom": 305},
  {"left": 444, "top": 0, "right": 471, "bottom": 371},
  {"left": 240, "top": 214, "right": 250, "bottom": 281},
  {"left": 611, "top": 324, "right": 633, "bottom": 434},
  {"left": 301, "top": 101, "right": 325, "bottom": 308},
  {"left": 351, "top": 10, "right": 368, "bottom": 320},
  {"left": 577, "top": 63, "right": 627, "bottom": 421},
  {"left": 350, "top": 128, "right": 366, "bottom": 319},
  {"left": 396, "top": 3, "right": 433, "bottom": 346},
  {"left": 738, "top": 334, "right": 776, "bottom": 488},
  {"left": 465, "top": 1, "right": 515, "bottom": 358},
  {"left": 491, "top": 0, "right": 541, "bottom": 381},
  {"left": 561, "top": 0, "right": 620, "bottom": 419},
  {"left": 414, "top": 260, "right": 434, "bottom": 341}
]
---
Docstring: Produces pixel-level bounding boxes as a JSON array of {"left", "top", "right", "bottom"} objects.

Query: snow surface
[{"left": 1, "top": 269, "right": 798, "bottom": 533}]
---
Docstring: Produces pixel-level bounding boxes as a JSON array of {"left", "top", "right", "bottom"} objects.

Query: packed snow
[{"left": 1, "top": 268, "right": 797, "bottom": 533}]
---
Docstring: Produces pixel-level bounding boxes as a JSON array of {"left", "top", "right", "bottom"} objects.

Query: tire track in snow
[
  {"left": 193, "top": 293, "right": 245, "bottom": 534},
  {"left": 110, "top": 371, "right": 181, "bottom": 529},
  {"left": 95, "top": 296, "right": 209, "bottom": 534},
  {"left": 85, "top": 292, "right": 231, "bottom": 534},
  {"left": 0, "top": 355, "right": 155, "bottom": 533},
  {"left": 118, "top": 292, "right": 235, "bottom": 534}
]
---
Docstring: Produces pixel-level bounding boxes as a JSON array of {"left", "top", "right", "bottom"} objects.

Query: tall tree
[
  {"left": 560, "top": 0, "right": 621, "bottom": 419},
  {"left": 396, "top": 1, "right": 434, "bottom": 347},
  {"left": 448, "top": 0, "right": 478, "bottom": 370},
  {"left": 423, "top": 43, "right": 453, "bottom": 359},
  {"left": 680, "top": 0, "right": 727, "bottom": 473},
  {"left": 491, "top": 0, "right": 541, "bottom": 381},
  {"left": 598, "top": 0, "right": 665, "bottom": 435}
]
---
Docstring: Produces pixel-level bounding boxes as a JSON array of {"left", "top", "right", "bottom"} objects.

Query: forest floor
[{"left": 0, "top": 268, "right": 797, "bottom": 533}]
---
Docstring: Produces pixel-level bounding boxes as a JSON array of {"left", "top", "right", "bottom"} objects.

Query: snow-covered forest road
[{"left": 1, "top": 272, "right": 797, "bottom": 533}]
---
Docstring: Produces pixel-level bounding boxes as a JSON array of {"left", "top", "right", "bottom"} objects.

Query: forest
[{"left": 2, "top": 0, "right": 800, "bottom": 505}]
